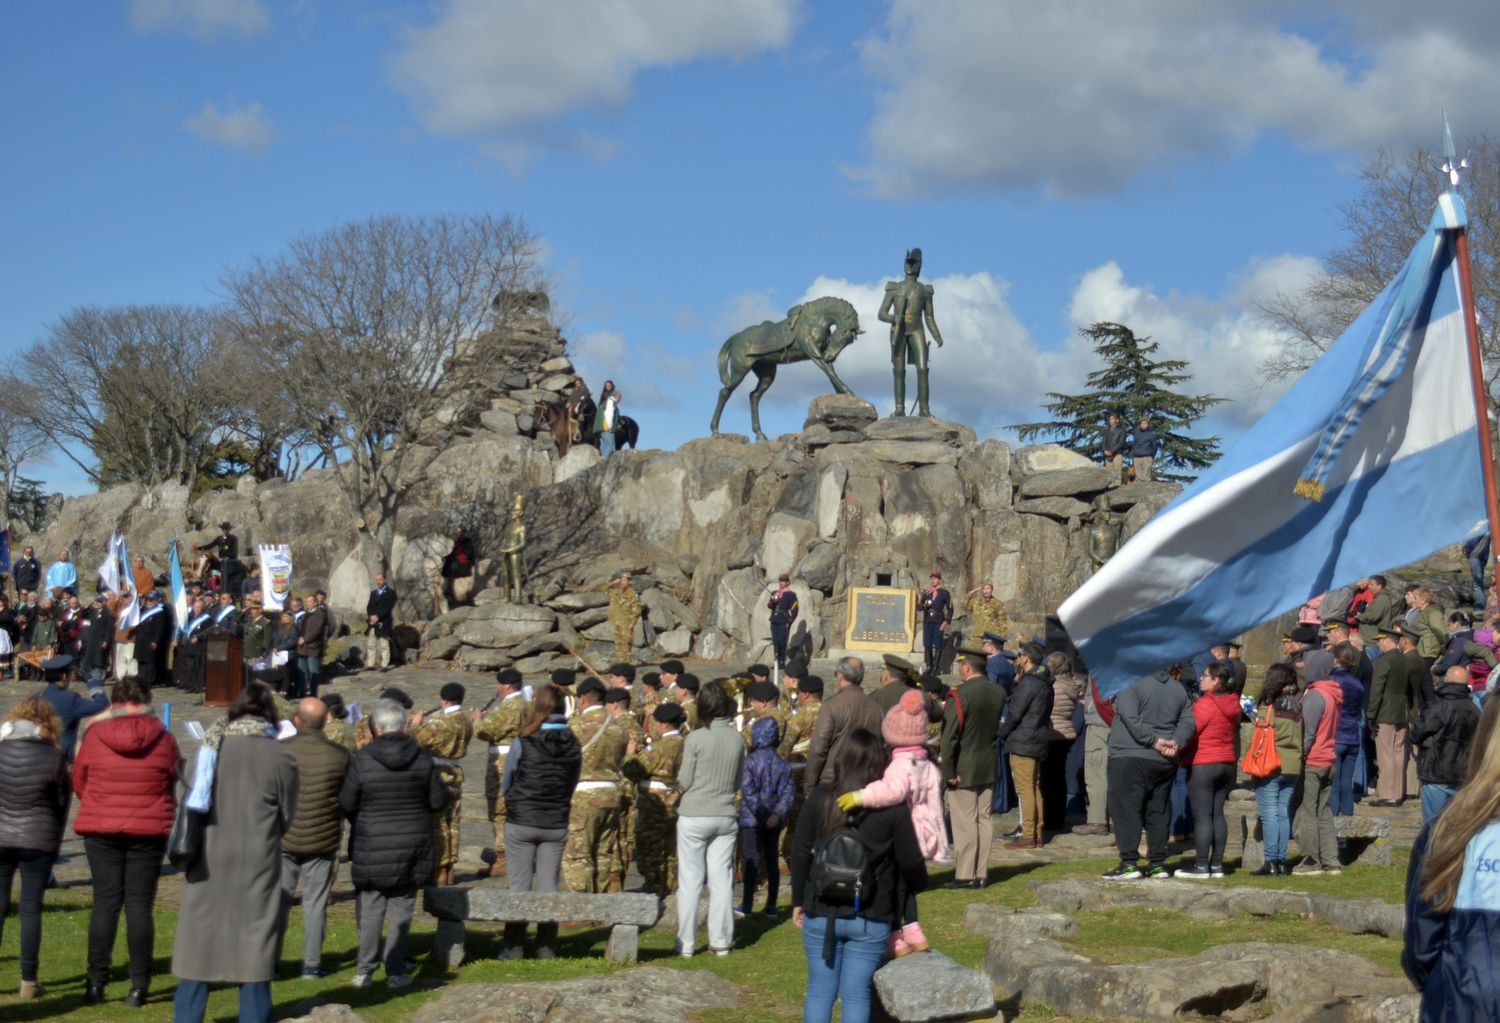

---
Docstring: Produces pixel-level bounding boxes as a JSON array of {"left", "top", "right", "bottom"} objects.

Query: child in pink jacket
[{"left": 837, "top": 689, "right": 947, "bottom": 956}]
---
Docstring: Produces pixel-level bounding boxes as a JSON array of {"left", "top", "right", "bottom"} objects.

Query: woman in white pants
[{"left": 674, "top": 680, "right": 744, "bottom": 956}]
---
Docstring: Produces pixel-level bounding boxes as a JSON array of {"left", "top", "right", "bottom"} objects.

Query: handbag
[
  {"left": 168, "top": 802, "right": 205, "bottom": 869},
  {"left": 1240, "top": 704, "right": 1281, "bottom": 779}
]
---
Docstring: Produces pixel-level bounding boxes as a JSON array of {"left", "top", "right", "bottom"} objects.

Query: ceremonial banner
[
  {"left": 98, "top": 532, "right": 122, "bottom": 595},
  {"left": 260, "top": 544, "right": 292, "bottom": 611},
  {"left": 1062, "top": 192, "right": 1485, "bottom": 695},
  {"left": 113, "top": 533, "right": 139, "bottom": 629},
  {"left": 168, "top": 539, "right": 190, "bottom": 639}
]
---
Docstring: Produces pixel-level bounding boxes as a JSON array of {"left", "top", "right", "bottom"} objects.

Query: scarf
[{"left": 185, "top": 715, "right": 275, "bottom": 812}]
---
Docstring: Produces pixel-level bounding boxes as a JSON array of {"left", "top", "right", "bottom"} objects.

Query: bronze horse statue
[{"left": 709, "top": 296, "right": 862, "bottom": 441}]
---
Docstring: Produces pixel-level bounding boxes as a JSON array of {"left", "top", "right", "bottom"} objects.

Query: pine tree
[{"left": 1015, "top": 322, "right": 1224, "bottom": 481}]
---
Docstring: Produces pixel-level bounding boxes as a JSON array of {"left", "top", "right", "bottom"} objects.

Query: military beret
[
  {"left": 1287, "top": 624, "right": 1321, "bottom": 646},
  {"left": 659, "top": 659, "right": 685, "bottom": 675},
  {"left": 496, "top": 667, "right": 523, "bottom": 687},
  {"left": 674, "top": 673, "right": 700, "bottom": 694},
  {"left": 576, "top": 678, "right": 606, "bottom": 699},
  {"left": 747, "top": 664, "right": 771, "bottom": 679},
  {"left": 440, "top": 682, "right": 466, "bottom": 704},
  {"left": 641, "top": 671, "right": 662, "bottom": 689},
  {"left": 550, "top": 668, "right": 577, "bottom": 687},
  {"left": 797, "top": 674, "right": 824, "bottom": 696},
  {"left": 603, "top": 688, "right": 631, "bottom": 705},
  {"left": 653, "top": 701, "right": 686, "bottom": 725},
  {"left": 783, "top": 658, "right": 807, "bottom": 679},
  {"left": 746, "top": 680, "right": 779, "bottom": 704},
  {"left": 379, "top": 687, "right": 413, "bottom": 709},
  {"left": 609, "top": 662, "right": 636, "bottom": 680},
  {"left": 982, "top": 631, "right": 1007, "bottom": 647}
]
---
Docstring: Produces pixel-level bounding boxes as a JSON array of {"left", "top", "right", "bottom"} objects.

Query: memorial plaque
[{"left": 844, "top": 587, "right": 917, "bottom": 653}]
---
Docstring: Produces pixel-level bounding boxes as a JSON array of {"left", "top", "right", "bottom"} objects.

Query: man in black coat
[
  {"left": 1130, "top": 417, "right": 1160, "bottom": 481},
  {"left": 365, "top": 573, "right": 398, "bottom": 671},
  {"left": 1102, "top": 412, "right": 1127, "bottom": 480},
  {"left": 339, "top": 699, "right": 447, "bottom": 988},
  {"left": 995, "top": 642, "right": 1054, "bottom": 850},
  {"left": 176, "top": 596, "right": 214, "bottom": 695},
  {"left": 80, "top": 596, "right": 114, "bottom": 687},
  {"left": 132, "top": 591, "right": 173, "bottom": 685},
  {"left": 12, "top": 545, "right": 41, "bottom": 597}
]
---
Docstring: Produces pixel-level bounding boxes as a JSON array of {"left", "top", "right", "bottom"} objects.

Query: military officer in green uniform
[
  {"left": 636, "top": 670, "right": 663, "bottom": 726},
  {"left": 624, "top": 702, "right": 687, "bottom": 897},
  {"left": 605, "top": 572, "right": 642, "bottom": 664},
  {"left": 741, "top": 679, "right": 786, "bottom": 749},
  {"left": 472, "top": 667, "right": 529, "bottom": 877},
  {"left": 322, "top": 692, "right": 357, "bottom": 752},
  {"left": 877, "top": 246, "right": 945, "bottom": 417},
  {"left": 414, "top": 681, "right": 473, "bottom": 885},
  {"left": 562, "top": 678, "right": 629, "bottom": 893},
  {"left": 668, "top": 673, "right": 700, "bottom": 732},
  {"left": 777, "top": 671, "right": 823, "bottom": 867},
  {"left": 964, "top": 582, "right": 1010, "bottom": 648},
  {"left": 604, "top": 686, "right": 645, "bottom": 891}
]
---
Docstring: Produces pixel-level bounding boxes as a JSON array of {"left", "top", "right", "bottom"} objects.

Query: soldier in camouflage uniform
[
  {"left": 741, "top": 679, "right": 787, "bottom": 750},
  {"left": 356, "top": 686, "right": 413, "bottom": 749},
  {"left": 562, "top": 679, "right": 628, "bottom": 893},
  {"left": 778, "top": 673, "right": 823, "bottom": 866},
  {"left": 603, "top": 687, "right": 644, "bottom": 890},
  {"left": 623, "top": 701, "right": 686, "bottom": 897},
  {"left": 964, "top": 582, "right": 1010, "bottom": 647},
  {"left": 414, "top": 682, "right": 473, "bottom": 885},
  {"left": 635, "top": 671, "right": 663, "bottom": 726},
  {"left": 323, "top": 692, "right": 358, "bottom": 752},
  {"left": 472, "top": 668, "right": 528, "bottom": 877},
  {"left": 605, "top": 573, "right": 642, "bottom": 664},
  {"left": 669, "top": 674, "right": 700, "bottom": 732}
]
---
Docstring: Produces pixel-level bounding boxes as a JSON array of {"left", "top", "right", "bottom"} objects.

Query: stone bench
[
  {"left": 1239, "top": 811, "right": 1393, "bottom": 871},
  {"left": 423, "top": 884, "right": 660, "bottom": 967}
]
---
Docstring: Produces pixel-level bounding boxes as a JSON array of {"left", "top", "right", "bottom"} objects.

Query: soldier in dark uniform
[
  {"left": 766, "top": 573, "right": 799, "bottom": 668},
  {"left": 197, "top": 522, "right": 243, "bottom": 596},
  {"left": 133, "top": 591, "right": 172, "bottom": 685},
  {"left": 919, "top": 570, "right": 953, "bottom": 673}
]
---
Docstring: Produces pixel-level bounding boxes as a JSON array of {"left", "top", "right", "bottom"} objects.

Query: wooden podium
[{"left": 203, "top": 633, "right": 244, "bottom": 707}]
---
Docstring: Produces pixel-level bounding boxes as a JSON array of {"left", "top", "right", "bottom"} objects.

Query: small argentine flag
[{"left": 1062, "top": 190, "right": 1486, "bottom": 697}]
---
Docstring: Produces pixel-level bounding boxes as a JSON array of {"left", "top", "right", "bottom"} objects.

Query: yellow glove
[{"left": 835, "top": 791, "right": 864, "bottom": 814}]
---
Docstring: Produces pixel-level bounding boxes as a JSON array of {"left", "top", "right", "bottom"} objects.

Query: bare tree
[
  {"left": 222, "top": 213, "right": 541, "bottom": 572},
  {"left": 0, "top": 384, "right": 49, "bottom": 528},
  {"left": 15, "top": 304, "right": 237, "bottom": 486},
  {"left": 1261, "top": 137, "right": 1500, "bottom": 390}
]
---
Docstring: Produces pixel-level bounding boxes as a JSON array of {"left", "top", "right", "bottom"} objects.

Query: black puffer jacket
[
  {"left": 1409, "top": 683, "right": 1481, "bottom": 786},
  {"left": 995, "top": 669, "right": 1055, "bottom": 757},
  {"left": 505, "top": 727, "right": 582, "bottom": 831},
  {"left": 0, "top": 727, "right": 71, "bottom": 853},
  {"left": 339, "top": 732, "right": 447, "bottom": 890}
]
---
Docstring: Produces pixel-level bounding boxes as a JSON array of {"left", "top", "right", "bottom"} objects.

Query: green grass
[{"left": 0, "top": 852, "right": 1410, "bottom": 1021}]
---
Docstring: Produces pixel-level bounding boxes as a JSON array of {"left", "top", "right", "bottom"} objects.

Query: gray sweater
[
  {"left": 1107, "top": 671, "right": 1195, "bottom": 763},
  {"left": 678, "top": 719, "right": 744, "bottom": 818}
]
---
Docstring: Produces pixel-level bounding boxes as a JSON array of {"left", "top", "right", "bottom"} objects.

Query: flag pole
[{"left": 1453, "top": 230, "right": 1500, "bottom": 582}]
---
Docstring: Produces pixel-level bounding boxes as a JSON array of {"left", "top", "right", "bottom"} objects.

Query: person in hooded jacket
[
  {"left": 0, "top": 695, "right": 70, "bottom": 1000},
  {"left": 1409, "top": 666, "right": 1483, "bottom": 822},
  {"left": 1328, "top": 642, "right": 1367, "bottom": 817},
  {"left": 1403, "top": 694, "right": 1500, "bottom": 1022},
  {"left": 996, "top": 642, "right": 1055, "bottom": 849},
  {"left": 72, "top": 676, "right": 180, "bottom": 1007},
  {"left": 340, "top": 697, "right": 449, "bottom": 988},
  {"left": 1294, "top": 649, "right": 1344, "bottom": 874},
  {"left": 497, "top": 683, "right": 581, "bottom": 959}
]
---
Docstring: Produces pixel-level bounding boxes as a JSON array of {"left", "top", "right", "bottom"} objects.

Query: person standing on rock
[
  {"left": 919, "top": 571, "right": 953, "bottom": 674},
  {"left": 606, "top": 572, "right": 641, "bottom": 665},
  {"left": 1101, "top": 412, "right": 1127, "bottom": 483},
  {"left": 595, "top": 386, "right": 622, "bottom": 458},
  {"left": 964, "top": 583, "right": 1009, "bottom": 649},
  {"left": 1130, "top": 417, "right": 1159, "bottom": 481},
  {"left": 440, "top": 526, "right": 476, "bottom": 609},
  {"left": 413, "top": 682, "right": 473, "bottom": 886},
  {"left": 562, "top": 678, "right": 628, "bottom": 893},
  {"left": 625, "top": 701, "right": 686, "bottom": 897},
  {"left": 767, "top": 573, "right": 799, "bottom": 668},
  {"left": 940, "top": 647, "right": 1007, "bottom": 886},
  {"left": 474, "top": 668, "right": 528, "bottom": 878},
  {"left": 365, "top": 572, "right": 397, "bottom": 671}
]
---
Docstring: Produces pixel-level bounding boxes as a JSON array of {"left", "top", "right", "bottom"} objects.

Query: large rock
[
  {"left": 1017, "top": 465, "right": 1117, "bottom": 498},
  {"left": 424, "top": 885, "right": 659, "bottom": 925},
  {"left": 959, "top": 440, "right": 1012, "bottom": 511},
  {"left": 1104, "top": 479, "right": 1181, "bottom": 510},
  {"left": 874, "top": 949, "right": 997, "bottom": 1022},
  {"left": 1011, "top": 443, "right": 1094, "bottom": 478},
  {"left": 1015, "top": 496, "right": 1090, "bottom": 520},
  {"left": 655, "top": 627, "right": 692, "bottom": 656},
  {"left": 804, "top": 393, "right": 878, "bottom": 433},
  {"left": 817, "top": 440, "right": 959, "bottom": 465},
  {"left": 761, "top": 512, "right": 818, "bottom": 575},
  {"left": 554, "top": 443, "right": 602, "bottom": 483},
  {"left": 863, "top": 416, "right": 976, "bottom": 447},
  {"left": 411, "top": 967, "right": 738, "bottom": 1023},
  {"left": 795, "top": 542, "right": 841, "bottom": 593},
  {"left": 281, "top": 1006, "right": 369, "bottom": 1023},
  {"left": 455, "top": 604, "right": 557, "bottom": 649}
]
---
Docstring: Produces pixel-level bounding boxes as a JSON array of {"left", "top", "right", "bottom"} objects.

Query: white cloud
[
  {"left": 713, "top": 289, "right": 783, "bottom": 337},
  {"left": 1066, "top": 254, "right": 1324, "bottom": 428},
  {"left": 853, "top": 0, "right": 1500, "bottom": 195},
  {"left": 130, "top": 0, "right": 269, "bottom": 40},
  {"left": 184, "top": 101, "right": 276, "bottom": 155},
  {"left": 392, "top": 0, "right": 799, "bottom": 160},
  {"left": 570, "top": 331, "right": 680, "bottom": 411}
]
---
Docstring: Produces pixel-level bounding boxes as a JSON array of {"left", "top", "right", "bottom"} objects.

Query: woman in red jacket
[
  {"left": 72, "top": 676, "right": 181, "bottom": 1008},
  {"left": 1179, "top": 663, "right": 1244, "bottom": 878}
]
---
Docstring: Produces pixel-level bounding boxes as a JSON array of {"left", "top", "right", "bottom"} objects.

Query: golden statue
[{"left": 499, "top": 494, "right": 527, "bottom": 603}]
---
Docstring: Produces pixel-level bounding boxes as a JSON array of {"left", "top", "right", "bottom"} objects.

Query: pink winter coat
[{"left": 856, "top": 746, "right": 950, "bottom": 863}]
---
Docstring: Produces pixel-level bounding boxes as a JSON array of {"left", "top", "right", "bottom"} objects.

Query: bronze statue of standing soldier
[{"left": 878, "top": 247, "right": 945, "bottom": 417}]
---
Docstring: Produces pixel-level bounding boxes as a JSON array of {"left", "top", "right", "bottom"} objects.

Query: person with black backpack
[{"left": 791, "top": 729, "right": 927, "bottom": 1023}]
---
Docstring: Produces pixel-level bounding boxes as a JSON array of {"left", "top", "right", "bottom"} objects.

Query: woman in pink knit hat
[{"left": 835, "top": 689, "right": 947, "bottom": 956}]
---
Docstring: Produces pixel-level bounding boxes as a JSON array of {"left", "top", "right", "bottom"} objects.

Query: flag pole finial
[{"left": 1441, "top": 111, "right": 1469, "bottom": 189}]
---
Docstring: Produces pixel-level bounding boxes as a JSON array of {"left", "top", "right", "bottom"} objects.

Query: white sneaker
[
  {"left": 351, "top": 973, "right": 373, "bottom": 989},
  {"left": 386, "top": 973, "right": 413, "bottom": 989}
]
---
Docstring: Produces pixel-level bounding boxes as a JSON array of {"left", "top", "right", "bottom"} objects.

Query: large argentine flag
[{"left": 1061, "top": 192, "right": 1486, "bottom": 696}]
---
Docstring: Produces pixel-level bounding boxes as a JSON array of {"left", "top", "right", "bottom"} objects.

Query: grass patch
[{"left": 0, "top": 853, "right": 1409, "bottom": 1021}]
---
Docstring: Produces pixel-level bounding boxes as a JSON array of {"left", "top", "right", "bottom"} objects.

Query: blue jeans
[
  {"left": 802, "top": 915, "right": 890, "bottom": 1023},
  {"left": 1470, "top": 553, "right": 1488, "bottom": 611},
  {"left": 1332, "top": 743, "right": 1359, "bottom": 816},
  {"left": 600, "top": 431, "right": 616, "bottom": 457},
  {"left": 1255, "top": 774, "right": 1297, "bottom": 862},
  {"left": 172, "top": 979, "right": 272, "bottom": 1023},
  {"left": 1421, "top": 783, "right": 1459, "bottom": 822},
  {"left": 298, "top": 656, "right": 320, "bottom": 697}
]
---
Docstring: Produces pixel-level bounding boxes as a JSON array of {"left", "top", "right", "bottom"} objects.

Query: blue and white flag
[
  {"left": 168, "top": 539, "right": 189, "bottom": 639},
  {"left": 114, "top": 533, "right": 140, "bottom": 629},
  {"left": 1061, "top": 192, "right": 1485, "bottom": 696}
]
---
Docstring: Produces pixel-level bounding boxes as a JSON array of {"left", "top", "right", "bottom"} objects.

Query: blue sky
[{"left": 6, "top": 1, "right": 1500, "bottom": 495}]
